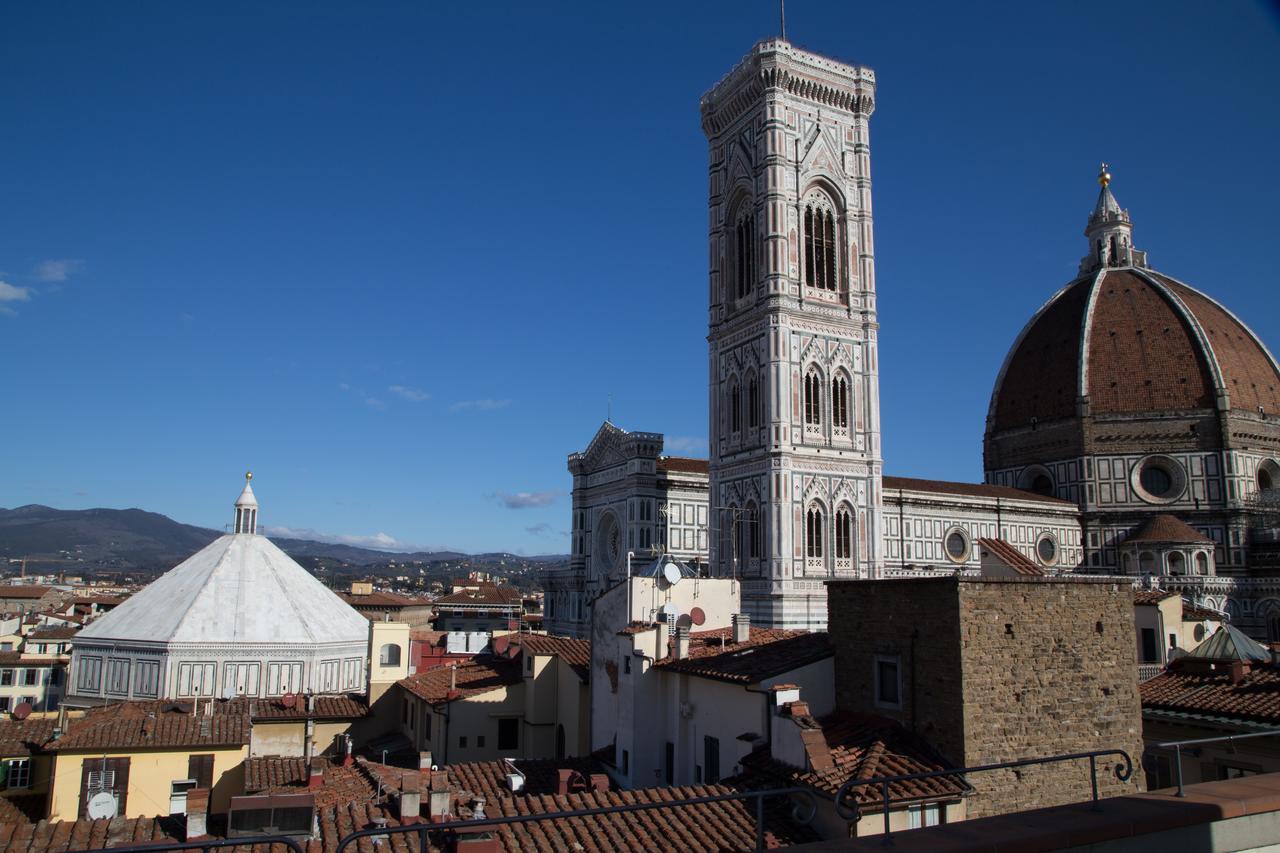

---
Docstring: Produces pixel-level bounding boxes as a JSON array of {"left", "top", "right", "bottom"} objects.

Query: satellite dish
[
  {"left": 662, "top": 561, "right": 682, "bottom": 586},
  {"left": 676, "top": 613, "right": 693, "bottom": 629},
  {"left": 12, "top": 703, "right": 32, "bottom": 720},
  {"left": 690, "top": 607, "right": 706, "bottom": 627},
  {"left": 87, "top": 791, "right": 118, "bottom": 820}
]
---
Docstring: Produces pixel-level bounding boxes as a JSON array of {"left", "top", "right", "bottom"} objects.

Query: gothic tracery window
[
  {"left": 747, "top": 371, "right": 760, "bottom": 431},
  {"left": 835, "top": 507, "right": 853, "bottom": 562},
  {"left": 734, "top": 210, "right": 756, "bottom": 301},
  {"left": 803, "top": 368, "right": 822, "bottom": 432},
  {"left": 804, "top": 201, "right": 837, "bottom": 291},
  {"left": 832, "top": 373, "right": 850, "bottom": 434},
  {"left": 747, "top": 500, "right": 760, "bottom": 560},
  {"left": 729, "top": 378, "right": 741, "bottom": 435},
  {"left": 805, "top": 505, "right": 824, "bottom": 560}
]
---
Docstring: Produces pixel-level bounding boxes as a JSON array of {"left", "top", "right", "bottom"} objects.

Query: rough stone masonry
[{"left": 827, "top": 576, "right": 1144, "bottom": 818}]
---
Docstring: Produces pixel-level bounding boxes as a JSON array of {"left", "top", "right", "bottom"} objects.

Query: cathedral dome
[{"left": 988, "top": 172, "right": 1280, "bottom": 436}]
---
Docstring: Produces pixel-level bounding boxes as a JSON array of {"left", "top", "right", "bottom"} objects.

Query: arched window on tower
[
  {"left": 735, "top": 211, "right": 756, "bottom": 301},
  {"left": 832, "top": 373, "right": 850, "bottom": 437},
  {"left": 747, "top": 372, "right": 760, "bottom": 432},
  {"left": 804, "top": 202, "right": 838, "bottom": 291},
  {"left": 805, "top": 504, "right": 824, "bottom": 571},
  {"left": 746, "top": 500, "right": 760, "bottom": 561},
  {"left": 729, "top": 378, "right": 741, "bottom": 436},
  {"left": 835, "top": 506, "right": 854, "bottom": 570},
  {"left": 803, "top": 368, "right": 823, "bottom": 437}
]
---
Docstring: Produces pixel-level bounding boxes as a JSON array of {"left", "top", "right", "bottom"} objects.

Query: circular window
[
  {"left": 1132, "top": 456, "right": 1186, "bottom": 504},
  {"left": 595, "top": 512, "right": 622, "bottom": 575},
  {"left": 1036, "top": 533, "right": 1059, "bottom": 566},
  {"left": 944, "top": 528, "right": 970, "bottom": 563}
]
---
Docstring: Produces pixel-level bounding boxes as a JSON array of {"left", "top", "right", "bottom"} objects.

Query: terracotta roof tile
[
  {"left": 509, "top": 634, "right": 591, "bottom": 681},
  {"left": 444, "top": 758, "right": 605, "bottom": 800},
  {"left": 977, "top": 538, "right": 1045, "bottom": 576},
  {"left": 1142, "top": 661, "right": 1280, "bottom": 724},
  {"left": 434, "top": 585, "right": 522, "bottom": 607},
  {"left": 883, "top": 476, "right": 1075, "bottom": 505},
  {"left": 1126, "top": 514, "right": 1213, "bottom": 544},
  {"left": 339, "top": 590, "right": 428, "bottom": 608},
  {"left": 25, "top": 625, "right": 78, "bottom": 640},
  {"left": 735, "top": 712, "right": 969, "bottom": 805},
  {"left": 226, "top": 694, "right": 371, "bottom": 721},
  {"left": 656, "top": 456, "right": 710, "bottom": 475},
  {"left": 0, "top": 587, "right": 53, "bottom": 599},
  {"left": 397, "top": 656, "right": 522, "bottom": 705},
  {"left": 655, "top": 628, "right": 833, "bottom": 684},
  {"left": 50, "top": 702, "right": 251, "bottom": 751},
  {"left": 0, "top": 718, "right": 56, "bottom": 757},
  {"left": 1132, "top": 589, "right": 1179, "bottom": 606}
]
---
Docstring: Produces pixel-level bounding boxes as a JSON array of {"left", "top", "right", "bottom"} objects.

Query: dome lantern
[
  {"left": 233, "top": 471, "right": 258, "bottom": 534},
  {"left": 1081, "top": 164, "right": 1148, "bottom": 273}
]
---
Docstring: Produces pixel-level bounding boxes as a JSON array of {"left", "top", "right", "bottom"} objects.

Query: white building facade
[{"left": 701, "top": 39, "right": 885, "bottom": 630}]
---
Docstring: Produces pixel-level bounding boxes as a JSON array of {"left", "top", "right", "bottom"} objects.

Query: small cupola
[
  {"left": 233, "top": 471, "right": 258, "bottom": 534},
  {"left": 1080, "top": 164, "right": 1147, "bottom": 273}
]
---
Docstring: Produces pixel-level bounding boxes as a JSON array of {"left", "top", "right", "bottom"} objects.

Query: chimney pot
[
  {"left": 589, "top": 773, "right": 610, "bottom": 793},
  {"left": 308, "top": 757, "right": 325, "bottom": 789},
  {"left": 185, "top": 788, "right": 210, "bottom": 840},
  {"left": 399, "top": 771, "right": 422, "bottom": 822},
  {"left": 675, "top": 626, "right": 690, "bottom": 660},
  {"left": 419, "top": 751, "right": 434, "bottom": 770},
  {"left": 732, "top": 613, "right": 750, "bottom": 644}
]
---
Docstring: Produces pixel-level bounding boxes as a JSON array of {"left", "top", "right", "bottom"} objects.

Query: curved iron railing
[
  {"left": 834, "top": 748, "right": 1134, "bottom": 842},
  {"left": 86, "top": 837, "right": 307, "bottom": 853}
]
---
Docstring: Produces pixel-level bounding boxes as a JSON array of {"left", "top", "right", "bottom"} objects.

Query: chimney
[
  {"left": 799, "top": 729, "right": 834, "bottom": 773},
  {"left": 1229, "top": 660, "right": 1250, "bottom": 685},
  {"left": 419, "top": 751, "right": 434, "bottom": 771},
  {"left": 185, "top": 788, "right": 210, "bottom": 840},
  {"left": 589, "top": 773, "right": 610, "bottom": 793},
  {"left": 768, "top": 684, "right": 801, "bottom": 709},
  {"left": 1269, "top": 643, "right": 1280, "bottom": 666},
  {"left": 399, "top": 771, "right": 421, "bottom": 822},
  {"left": 308, "top": 757, "right": 325, "bottom": 789},
  {"left": 556, "top": 768, "right": 575, "bottom": 796},
  {"left": 675, "top": 626, "right": 690, "bottom": 660},
  {"left": 732, "top": 613, "right": 750, "bottom": 644}
]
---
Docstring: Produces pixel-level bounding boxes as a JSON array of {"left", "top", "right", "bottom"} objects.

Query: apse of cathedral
[{"left": 546, "top": 39, "right": 1280, "bottom": 640}]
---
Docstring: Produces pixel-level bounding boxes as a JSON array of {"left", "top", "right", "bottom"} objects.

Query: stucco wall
[{"left": 50, "top": 746, "right": 246, "bottom": 820}]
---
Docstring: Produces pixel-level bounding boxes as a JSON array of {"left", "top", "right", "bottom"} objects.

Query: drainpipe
[{"left": 625, "top": 551, "right": 635, "bottom": 622}]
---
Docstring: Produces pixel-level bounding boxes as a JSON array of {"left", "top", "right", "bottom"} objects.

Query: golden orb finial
[
  {"left": 1098, "top": 162, "right": 1111, "bottom": 187},
  {"left": 245, "top": 470, "right": 253, "bottom": 482}
]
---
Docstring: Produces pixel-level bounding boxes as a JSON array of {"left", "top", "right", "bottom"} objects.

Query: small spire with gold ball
[{"left": 1098, "top": 162, "right": 1111, "bottom": 187}]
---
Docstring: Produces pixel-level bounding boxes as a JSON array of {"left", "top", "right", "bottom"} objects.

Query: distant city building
[
  {"left": 67, "top": 475, "right": 371, "bottom": 703},
  {"left": 339, "top": 582, "right": 434, "bottom": 628},
  {"left": 431, "top": 581, "right": 523, "bottom": 634}
]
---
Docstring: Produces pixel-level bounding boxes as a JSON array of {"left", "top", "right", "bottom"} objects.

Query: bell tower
[{"left": 701, "top": 39, "right": 883, "bottom": 629}]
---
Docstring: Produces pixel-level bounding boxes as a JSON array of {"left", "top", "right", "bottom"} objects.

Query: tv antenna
[{"left": 780, "top": 0, "right": 786, "bottom": 40}]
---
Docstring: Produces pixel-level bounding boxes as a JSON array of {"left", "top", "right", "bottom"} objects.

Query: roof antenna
[
  {"left": 780, "top": 0, "right": 786, "bottom": 40},
  {"left": 607, "top": 393, "right": 612, "bottom": 423}
]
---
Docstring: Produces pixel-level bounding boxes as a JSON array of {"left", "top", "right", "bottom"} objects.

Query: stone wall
[{"left": 828, "top": 577, "right": 1144, "bottom": 819}]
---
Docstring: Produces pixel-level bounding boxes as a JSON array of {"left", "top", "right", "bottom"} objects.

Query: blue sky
[{"left": 2, "top": 2, "right": 1278, "bottom": 555}]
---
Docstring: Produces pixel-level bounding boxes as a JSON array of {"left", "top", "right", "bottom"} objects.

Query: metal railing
[
  {"left": 833, "top": 748, "right": 1134, "bottom": 844},
  {"left": 1154, "top": 730, "right": 1280, "bottom": 797},
  {"left": 72, "top": 786, "right": 819, "bottom": 853}
]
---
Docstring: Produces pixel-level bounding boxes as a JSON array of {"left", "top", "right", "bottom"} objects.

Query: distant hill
[{"left": 0, "top": 505, "right": 565, "bottom": 571}]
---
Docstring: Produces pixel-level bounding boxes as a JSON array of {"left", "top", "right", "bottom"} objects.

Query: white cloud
[
  {"left": 664, "top": 435, "right": 708, "bottom": 454},
  {"left": 0, "top": 281, "right": 32, "bottom": 316},
  {"left": 450, "top": 398, "right": 512, "bottom": 413},
  {"left": 364, "top": 397, "right": 386, "bottom": 410},
  {"left": 34, "top": 259, "right": 83, "bottom": 282},
  {"left": 493, "top": 490, "right": 560, "bottom": 509},
  {"left": 389, "top": 384, "right": 430, "bottom": 402},
  {"left": 264, "top": 526, "right": 453, "bottom": 553},
  {"left": 338, "top": 382, "right": 351, "bottom": 392}
]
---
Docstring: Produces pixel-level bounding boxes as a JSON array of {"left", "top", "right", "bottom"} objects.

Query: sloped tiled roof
[
  {"left": 446, "top": 757, "right": 605, "bottom": 799},
  {"left": 26, "top": 625, "right": 78, "bottom": 640},
  {"left": 883, "top": 476, "right": 1075, "bottom": 506},
  {"left": 0, "top": 587, "right": 52, "bottom": 599},
  {"left": 397, "top": 656, "right": 522, "bottom": 705},
  {"left": 226, "top": 694, "right": 370, "bottom": 721},
  {"left": 735, "top": 712, "right": 969, "bottom": 804},
  {"left": 244, "top": 756, "right": 308, "bottom": 791},
  {"left": 434, "top": 585, "right": 522, "bottom": 607},
  {"left": 1142, "top": 663, "right": 1280, "bottom": 725},
  {"left": 977, "top": 538, "right": 1045, "bottom": 576},
  {"left": 656, "top": 456, "right": 710, "bottom": 475},
  {"left": 50, "top": 702, "right": 250, "bottom": 751},
  {"left": 0, "top": 717, "right": 56, "bottom": 757},
  {"left": 1182, "top": 603, "right": 1227, "bottom": 622},
  {"left": 1133, "top": 590, "right": 1179, "bottom": 606},
  {"left": 1126, "top": 514, "right": 1213, "bottom": 544},
  {"left": 339, "top": 590, "right": 428, "bottom": 608},
  {"left": 654, "top": 628, "right": 833, "bottom": 684},
  {"left": 246, "top": 757, "right": 387, "bottom": 809},
  {"left": 511, "top": 634, "right": 591, "bottom": 681}
]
